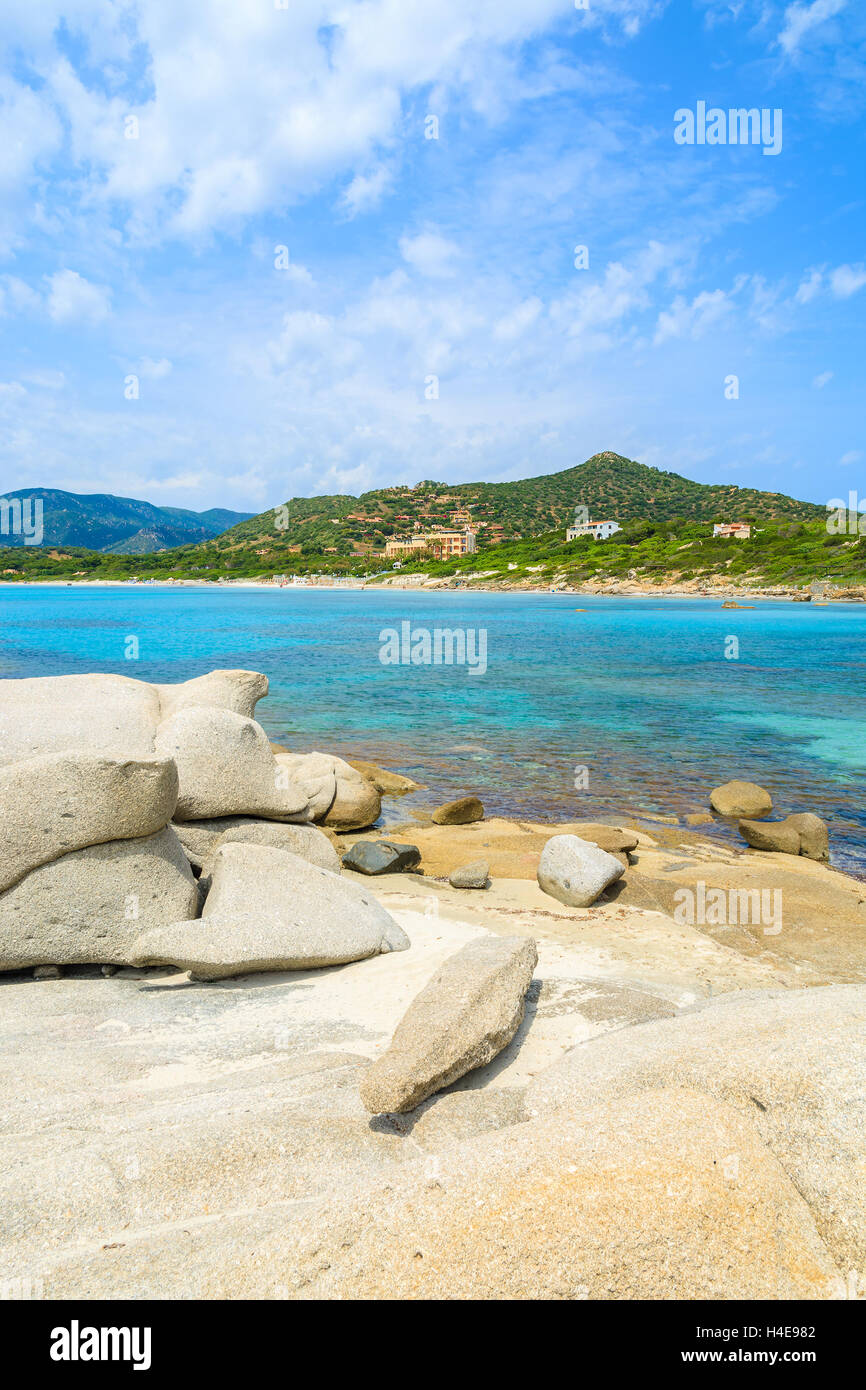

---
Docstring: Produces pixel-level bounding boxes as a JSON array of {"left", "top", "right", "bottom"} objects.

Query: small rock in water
[
  {"left": 738, "top": 818, "right": 801, "bottom": 856},
  {"left": 710, "top": 780, "right": 773, "bottom": 818},
  {"left": 342, "top": 840, "right": 421, "bottom": 875},
  {"left": 33, "top": 965, "right": 62, "bottom": 980},
  {"left": 431, "top": 796, "right": 484, "bottom": 825},
  {"left": 684, "top": 812, "right": 714, "bottom": 827},
  {"left": 537, "top": 834, "right": 624, "bottom": 909},
  {"left": 785, "top": 813, "right": 829, "bottom": 863},
  {"left": 448, "top": 860, "right": 490, "bottom": 889}
]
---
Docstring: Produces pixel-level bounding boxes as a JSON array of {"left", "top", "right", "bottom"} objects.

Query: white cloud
[
  {"left": 795, "top": 267, "right": 824, "bottom": 303},
  {"left": 399, "top": 231, "right": 461, "bottom": 277},
  {"left": 812, "top": 370, "right": 833, "bottom": 388},
  {"left": 840, "top": 450, "right": 862, "bottom": 465},
  {"left": 829, "top": 263, "right": 866, "bottom": 298},
  {"left": 138, "top": 357, "right": 173, "bottom": 379},
  {"left": 340, "top": 165, "right": 393, "bottom": 217},
  {"left": 46, "top": 270, "right": 111, "bottom": 324},
  {"left": 778, "top": 0, "right": 847, "bottom": 56},
  {"left": 653, "top": 288, "right": 733, "bottom": 345}
]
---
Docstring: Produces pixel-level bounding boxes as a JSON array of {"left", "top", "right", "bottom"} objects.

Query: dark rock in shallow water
[{"left": 342, "top": 840, "right": 422, "bottom": 875}]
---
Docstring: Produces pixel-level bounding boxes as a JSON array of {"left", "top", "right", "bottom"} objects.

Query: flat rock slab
[
  {"left": 342, "top": 841, "right": 421, "bottom": 875},
  {"left": 360, "top": 934, "right": 537, "bottom": 1114},
  {"left": 132, "top": 841, "right": 409, "bottom": 978}
]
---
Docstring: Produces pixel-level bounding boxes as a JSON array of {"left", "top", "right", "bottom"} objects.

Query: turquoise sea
[{"left": 1, "top": 584, "right": 865, "bottom": 875}]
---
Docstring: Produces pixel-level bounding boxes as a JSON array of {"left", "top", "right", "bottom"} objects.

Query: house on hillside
[
  {"left": 567, "top": 519, "right": 622, "bottom": 541},
  {"left": 713, "top": 523, "right": 752, "bottom": 539}
]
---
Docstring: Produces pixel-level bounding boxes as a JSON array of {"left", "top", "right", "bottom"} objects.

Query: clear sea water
[{"left": 2, "top": 584, "right": 865, "bottom": 875}]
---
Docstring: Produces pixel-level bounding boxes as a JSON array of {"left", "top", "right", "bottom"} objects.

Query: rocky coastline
[{"left": 0, "top": 667, "right": 864, "bottom": 1300}]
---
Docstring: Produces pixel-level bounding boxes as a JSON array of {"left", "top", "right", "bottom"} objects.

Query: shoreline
[{"left": 1, "top": 576, "right": 864, "bottom": 602}]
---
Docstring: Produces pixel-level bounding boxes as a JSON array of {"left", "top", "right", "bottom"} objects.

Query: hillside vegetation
[{"left": 1, "top": 453, "right": 852, "bottom": 591}]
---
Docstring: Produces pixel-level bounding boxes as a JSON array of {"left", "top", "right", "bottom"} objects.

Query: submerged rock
[
  {"left": 739, "top": 813, "right": 829, "bottom": 861},
  {"left": 360, "top": 934, "right": 537, "bottom": 1114},
  {"left": 431, "top": 796, "right": 484, "bottom": 825},
  {"left": 710, "top": 780, "right": 773, "bottom": 817},
  {"left": 537, "top": 834, "right": 624, "bottom": 908},
  {"left": 738, "top": 818, "right": 802, "bottom": 855}
]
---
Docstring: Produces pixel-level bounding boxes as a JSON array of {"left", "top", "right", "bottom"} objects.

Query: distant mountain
[
  {"left": 207, "top": 451, "right": 825, "bottom": 558},
  {"left": 0, "top": 489, "right": 254, "bottom": 552}
]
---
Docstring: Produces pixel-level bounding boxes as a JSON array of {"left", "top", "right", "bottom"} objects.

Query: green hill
[{"left": 203, "top": 451, "right": 824, "bottom": 560}]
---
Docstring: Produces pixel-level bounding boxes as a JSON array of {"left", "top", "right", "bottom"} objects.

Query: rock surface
[
  {"left": 273, "top": 752, "right": 338, "bottom": 821},
  {"left": 431, "top": 796, "right": 484, "bottom": 825},
  {"left": 175, "top": 817, "right": 341, "bottom": 876},
  {"left": 360, "top": 934, "right": 537, "bottom": 1113},
  {"left": 200, "top": 842, "right": 408, "bottom": 966},
  {"left": 738, "top": 817, "right": 802, "bottom": 855},
  {"left": 154, "top": 670, "right": 268, "bottom": 721},
  {"left": 0, "top": 673, "right": 160, "bottom": 765},
  {"left": 537, "top": 834, "right": 624, "bottom": 908},
  {"left": 710, "top": 780, "right": 773, "bottom": 817},
  {"left": 785, "top": 813, "right": 830, "bottom": 862},
  {"left": 322, "top": 756, "right": 382, "bottom": 830},
  {"left": 156, "top": 708, "right": 310, "bottom": 822},
  {"left": 342, "top": 841, "right": 421, "bottom": 875},
  {"left": 0, "top": 753, "right": 178, "bottom": 894},
  {"left": 0, "top": 827, "right": 198, "bottom": 970},
  {"left": 448, "top": 860, "right": 490, "bottom": 889}
]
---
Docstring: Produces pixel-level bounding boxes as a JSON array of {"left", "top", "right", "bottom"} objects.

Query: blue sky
[{"left": 0, "top": 0, "right": 863, "bottom": 513}]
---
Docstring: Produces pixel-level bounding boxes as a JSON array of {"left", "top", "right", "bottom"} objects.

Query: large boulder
[
  {"left": 0, "top": 753, "right": 178, "bottom": 894},
  {"left": 131, "top": 842, "right": 408, "bottom": 979},
  {"left": 360, "top": 934, "right": 537, "bottom": 1114},
  {"left": 155, "top": 708, "right": 310, "bottom": 822},
  {"left": 321, "top": 756, "right": 381, "bottom": 831},
  {"left": 0, "top": 673, "right": 160, "bottom": 765},
  {"left": 710, "top": 780, "right": 773, "bottom": 817},
  {"left": 0, "top": 827, "right": 198, "bottom": 971},
  {"left": 537, "top": 834, "right": 624, "bottom": 908},
  {"left": 342, "top": 841, "right": 421, "bottom": 875},
  {"left": 738, "top": 818, "right": 801, "bottom": 855},
  {"left": 274, "top": 752, "right": 337, "bottom": 821},
  {"left": 154, "top": 670, "right": 268, "bottom": 721},
  {"left": 431, "top": 796, "right": 484, "bottom": 825}
]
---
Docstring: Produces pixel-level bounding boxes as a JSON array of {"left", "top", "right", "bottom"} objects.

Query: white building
[{"left": 566, "top": 519, "right": 621, "bottom": 541}]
